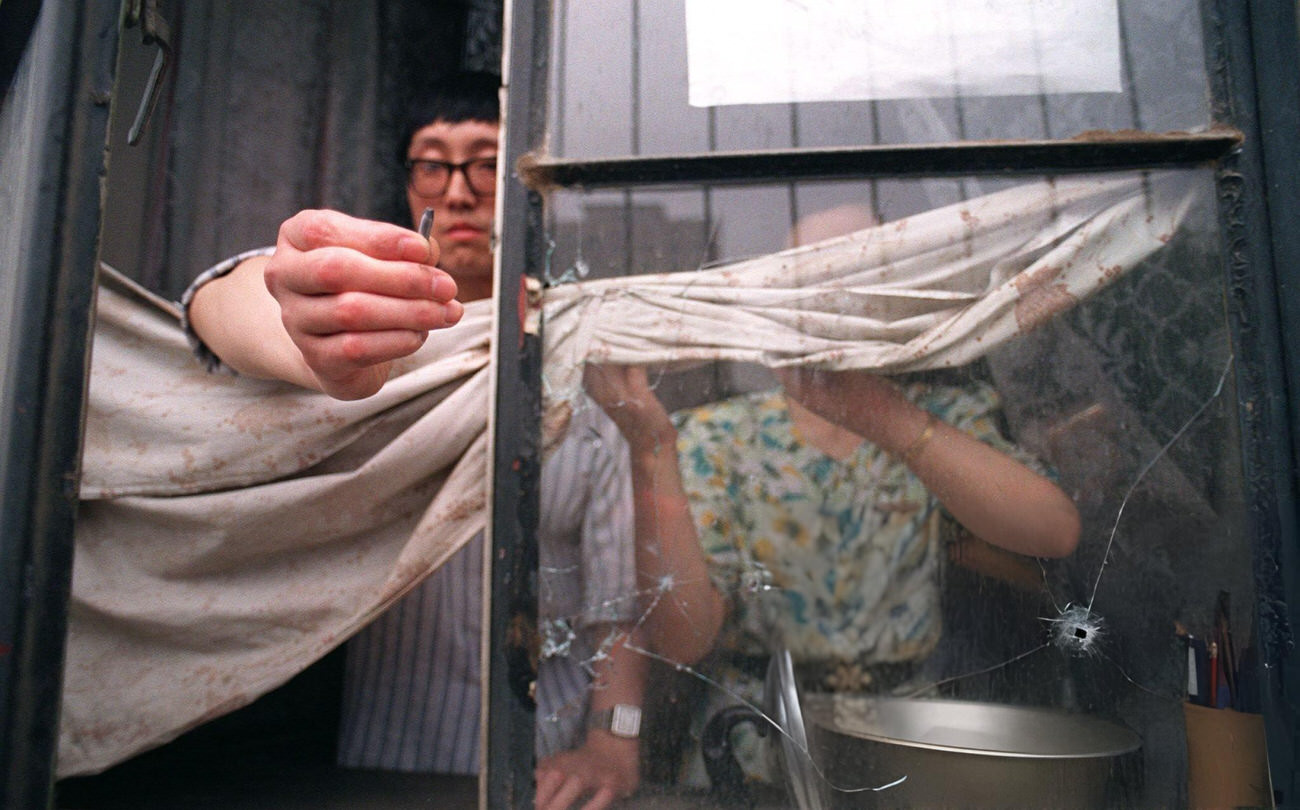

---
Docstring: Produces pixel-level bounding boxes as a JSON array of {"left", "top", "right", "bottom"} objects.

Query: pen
[
  {"left": 1208, "top": 641, "right": 1219, "bottom": 707},
  {"left": 419, "top": 207, "right": 434, "bottom": 240},
  {"left": 1189, "top": 636, "right": 1210, "bottom": 705},
  {"left": 1215, "top": 591, "right": 1237, "bottom": 708},
  {"left": 1177, "top": 623, "right": 1200, "bottom": 704}
]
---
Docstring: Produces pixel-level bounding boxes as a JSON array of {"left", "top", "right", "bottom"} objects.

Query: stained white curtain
[
  {"left": 541, "top": 172, "right": 1194, "bottom": 411},
  {"left": 63, "top": 272, "right": 492, "bottom": 776},
  {"left": 61, "top": 170, "right": 1196, "bottom": 776}
]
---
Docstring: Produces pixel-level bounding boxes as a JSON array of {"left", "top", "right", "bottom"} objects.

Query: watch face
[{"left": 609, "top": 704, "right": 642, "bottom": 737}]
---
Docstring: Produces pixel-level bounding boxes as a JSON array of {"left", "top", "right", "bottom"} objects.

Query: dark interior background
[{"left": 99, "top": 0, "right": 502, "bottom": 300}]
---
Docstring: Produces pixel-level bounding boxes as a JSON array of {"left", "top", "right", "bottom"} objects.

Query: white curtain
[
  {"left": 64, "top": 273, "right": 492, "bottom": 776},
  {"left": 541, "top": 172, "right": 1195, "bottom": 412},
  {"left": 61, "top": 170, "right": 1197, "bottom": 775}
]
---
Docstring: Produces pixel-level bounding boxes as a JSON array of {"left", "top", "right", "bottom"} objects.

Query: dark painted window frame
[
  {"left": 2, "top": 1, "right": 1295, "bottom": 808},
  {"left": 489, "top": 0, "right": 1300, "bottom": 806},
  {"left": 1, "top": 3, "right": 117, "bottom": 809}
]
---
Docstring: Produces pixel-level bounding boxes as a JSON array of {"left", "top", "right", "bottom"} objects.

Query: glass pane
[
  {"left": 548, "top": 0, "right": 1211, "bottom": 159},
  {"left": 535, "top": 169, "right": 1252, "bottom": 807}
]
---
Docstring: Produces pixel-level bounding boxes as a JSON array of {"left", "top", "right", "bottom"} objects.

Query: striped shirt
[
  {"left": 181, "top": 260, "right": 637, "bottom": 774},
  {"left": 337, "top": 399, "right": 636, "bottom": 773}
]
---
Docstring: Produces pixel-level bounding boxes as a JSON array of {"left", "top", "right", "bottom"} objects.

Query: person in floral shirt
[
  {"left": 584, "top": 363, "right": 1080, "bottom": 786},
  {"left": 679, "top": 378, "right": 1042, "bottom": 671},
  {"left": 583, "top": 202, "right": 1080, "bottom": 787}
]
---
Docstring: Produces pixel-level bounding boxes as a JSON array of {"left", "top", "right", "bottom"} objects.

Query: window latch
[{"left": 122, "top": 0, "right": 172, "bottom": 146}]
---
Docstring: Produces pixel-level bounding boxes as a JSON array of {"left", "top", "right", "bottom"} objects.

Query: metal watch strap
[{"left": 587, "top": 703, "right": 641, "bottom": 738}]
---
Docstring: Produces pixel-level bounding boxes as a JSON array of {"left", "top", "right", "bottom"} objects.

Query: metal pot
[{"left": 802, "top": 695, "right": 1142, "bottom": 809}]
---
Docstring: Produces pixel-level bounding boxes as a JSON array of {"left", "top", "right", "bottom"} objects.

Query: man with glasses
[{"left": 186, "top": 71, "right": 645, "bottom": 809}]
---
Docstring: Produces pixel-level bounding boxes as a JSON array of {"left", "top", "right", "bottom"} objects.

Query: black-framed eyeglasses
[{"left": 405, "top": 156, "right": 498, "bottom": 198}]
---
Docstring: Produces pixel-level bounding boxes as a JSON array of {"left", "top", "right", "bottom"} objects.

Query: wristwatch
[{"left": 587, "top": 703, "right": 642, "bottom": 738}]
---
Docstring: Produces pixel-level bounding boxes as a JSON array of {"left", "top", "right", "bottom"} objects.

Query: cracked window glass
[
  {"left": 524, "top": 2, "right": 1259, "bottom": 807},
  {"left": 533, "top": 169, "right": 1250, "bottom": 809}
]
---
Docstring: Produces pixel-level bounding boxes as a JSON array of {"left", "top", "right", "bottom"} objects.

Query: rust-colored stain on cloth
[
  {"left": 1099, "top": 264, "right": 1125, "bottom": 285},
  {"left": 225, "top": 400, "right": 314, "bottom": 441},
  {"left": 1014, "top": 282, "right": 1078, "bottom": 335},
  {"left": 439, "top": 491, "right": 487, "bottom": 524}
]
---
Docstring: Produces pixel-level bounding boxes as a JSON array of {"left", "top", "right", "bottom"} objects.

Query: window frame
[
  {"left": 0, "top": 3, "right": 117, "bottom": 808},
  {"left": 488, "top": 0, "right": 1300, "bottom": 806},
  {"left": 3, "top": 1, "right": 1296, "bottom": 807}
]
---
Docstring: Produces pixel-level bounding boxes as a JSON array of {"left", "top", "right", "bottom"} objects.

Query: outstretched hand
[
  {"left": 264, "top": 209, "right": 464, "bottom": 399},
  {"left": 535, "top": 735, "right": 639, "bottom": 810}
]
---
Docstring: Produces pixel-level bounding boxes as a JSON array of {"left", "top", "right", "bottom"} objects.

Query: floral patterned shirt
[
  {"left": 665, "top": 380, "right": 1042, "bottom": 787},
  {"left": 673, "top": 380, "right": 1034, "bottom": 672}
]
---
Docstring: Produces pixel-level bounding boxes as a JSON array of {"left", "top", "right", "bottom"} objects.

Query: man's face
[{"left": 405, "top": 119, "right": 499, "bottom": 301}]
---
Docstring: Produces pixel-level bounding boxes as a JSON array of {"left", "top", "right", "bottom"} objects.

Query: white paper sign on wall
[{"left": 685, "top": 0, "right": 1121, "bottom": 107}]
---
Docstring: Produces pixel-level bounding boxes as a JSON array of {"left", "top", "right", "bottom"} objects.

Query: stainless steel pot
[{"left": 802, "top": 695, "right": 1141, "bottom": 809}]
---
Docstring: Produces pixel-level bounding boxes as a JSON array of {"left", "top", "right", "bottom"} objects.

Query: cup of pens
[{"left": 1179, "top": 591, "right": 1272, "bottom": 809}]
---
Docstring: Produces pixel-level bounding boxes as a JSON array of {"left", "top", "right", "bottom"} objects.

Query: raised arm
[
  {"left": 187, "top": 209, "right": 463, "bottom": 400},
  {"left": 779, "top": 368, "right": 1081, "bottom": 559},
  {"left": 583, "top": 366, "right": 726, "bottom": 667}
]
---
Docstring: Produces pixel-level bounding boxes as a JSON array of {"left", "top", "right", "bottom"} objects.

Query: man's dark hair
[{"left": 400, "top": 70, "right": 501, "bottom": 159}]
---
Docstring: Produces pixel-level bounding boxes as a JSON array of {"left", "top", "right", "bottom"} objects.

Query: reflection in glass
[{"left": 536, "top": 170, "right": 1248, "bottom": 807}]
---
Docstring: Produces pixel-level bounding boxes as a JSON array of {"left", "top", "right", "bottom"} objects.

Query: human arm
[
  {"left": 778, "top": 368, "right": 1081, "bottom": 558},
  {"left": 534, "top": 626, "right": 648, "bottom": 810},
  {"left": 946, "top": 526, "right": 1047, "bottom": 590},
  {"left": 186, "top": 209, "right": 463, "bottom": 400},
  {"left": 583, "top": 365, "right": 727, "bottom": 667}
]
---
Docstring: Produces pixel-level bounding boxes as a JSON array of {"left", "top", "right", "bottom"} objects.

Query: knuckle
[
  {"left": 297, "top": 341, "right": 331, "bottom": 372},
  {"left": 330, "top": 294, "right": 369, "bottom": 330},
  {"left": 280, "top": 315, "right": 307, "bottom": 343},
  {"left": 336, "top": 333, "right": 372, "bottom": 364},
  {"left": 381, "top": 229, "right": 414, "bottom": 259},
  {"left": 280, "top": 209, "right": 330, "bottom": 246},
  {"left": 430, "top": 270, "right": 457, "bottom": 300},
  {"left": 297, "top": 210, "right": 337, "bottom": 245},
  {"left": 263, "top": 262, "right": 285, "bottom": 293},
  {"left": 433, "top": 302, "right": 463, "bottom": 329},
  {"left": 311, "top": 250, "right": 353, "bottom": 291},
  {"left": 409, "top": 299, "right": 441, "bottom": 327},
  {"left": 398, "top": 331, "right": 427, "bottom": 356},
  {"left": 409, "top": 268, "right": 436, "bottom": 299}
]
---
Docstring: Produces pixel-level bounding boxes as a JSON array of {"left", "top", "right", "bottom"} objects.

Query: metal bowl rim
[{"left": 805, "top": 696, "right": 1143, "bottom": 760}]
